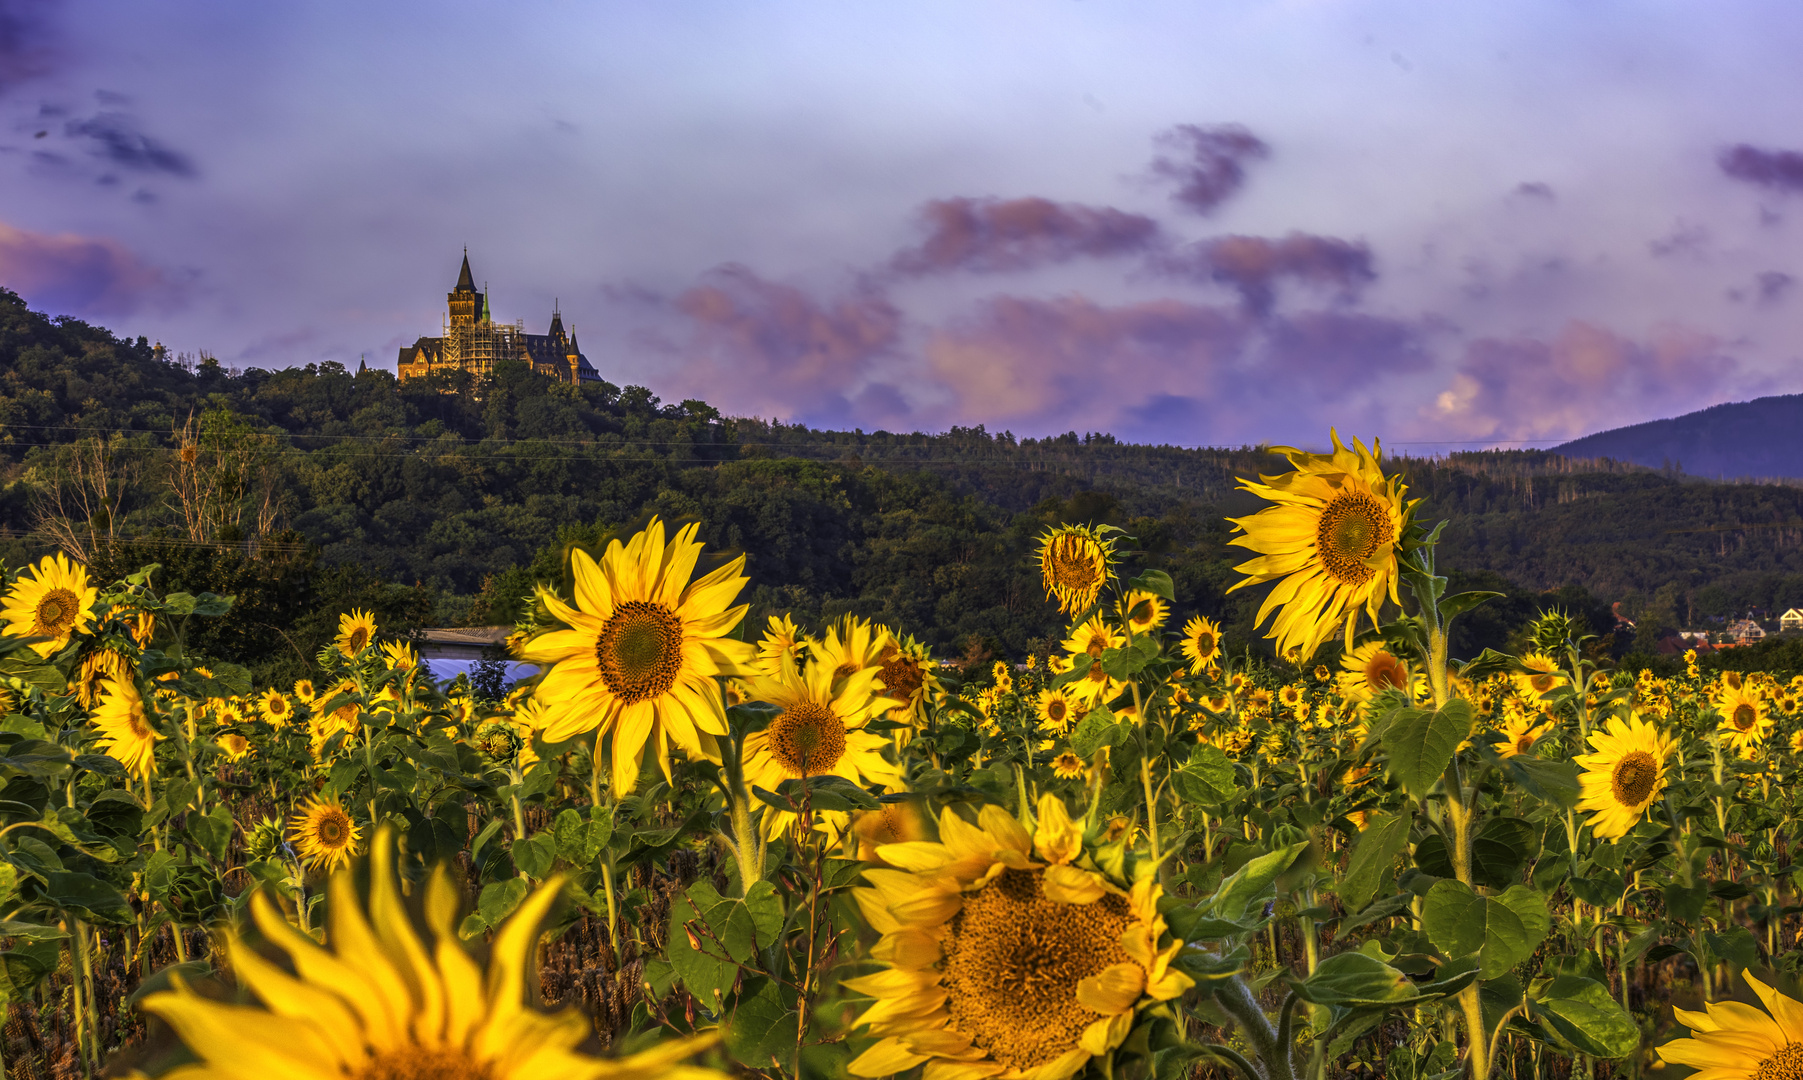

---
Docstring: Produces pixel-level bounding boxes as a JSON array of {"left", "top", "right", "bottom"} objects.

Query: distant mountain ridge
[{"left": 1554, "top": 393, "right": 1803, "bottom": 479}]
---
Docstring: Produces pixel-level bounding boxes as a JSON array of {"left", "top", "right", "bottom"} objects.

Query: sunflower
[
  {"left": 740, "top": 653, "right": 903, "bottom": 838},
  {"left": 1496, "top": 712, "right": 1550, "bottom": 758},
  {"left": 755, "top": 613, "right": 806, "bottom": 676},
  {"left": 1062, "top": 619, "right": 1125, "bottom": 707},
  {"left": 1051, "top": 751, "right": 1087, "bottom": 780},
  {"left": 288, "top": 795, "right": 362, "bottom": 872},
  {"left": 74, "top": 646, "right": 131, "bottom": 707},
  {"left": 1278, "top": 685, "right": 1304, "bottom": 709},
  {"left": 1034, "top": 525, "right": 1115, "bottom": 617},
  {"left": 1, "top": 552, "right": 97, "bottom": 657},
  {"left": 1513, "top": 653, "right": 1568, "bottom": 700},
  {"left": 140, "top": 828, "right": 719, "bottom": 1080},
  {"left": 1790, "top": 729, "right": 1803, "bottom": 756},
  {"left": 1717, "top": 684, "right": 1772, "bottom": 754},
  {"left": 293, "top": 678, "right": 317, "bottom": 703},
  {"left": 851, "top": 799, "right": 929, "bottom": 864},
  {"left": 379, "top": 639, "right": 418, "bottom": 670},
  {"left": 815, "top": 615, "right": 892, "bottom": 689},
  {"left": 1655, "top": 969, "right": 1803, "bottom": 1079},
  {"left": 1338, "top": 640, "right": 1411, "bottom": 704},
  {"left": 847, "top": 796, "right": 1191, "bottom": 1080},
  {"left": 1120, "top": 590, "right": 1168, "bottom": 635},
  {"left": 1574, "top": 714, "right": 1676, "bottom": 842},
  {"left": 522, "top": 518, "right": 755, "bottom": 793},
  {"left": 1226, "top": 431, "right": 1412, "bottom": 660},
  {"left": 259, "top": 689, "right": 295, "bottom": 728},
  {"left": 218, "top": 733, "right": 252, "bottom": 762},
  {"left": 91, "top": 675, "right": 161, "bottom": 778},
  {"left": 876, "top": 632, "right": 940, "bottom": 728},
  {"left": 334, "top": 609, "right": 379, "bottom": 659},
  {"left": 1037, "top": 688, "right": 1078, "bottom": 733}
]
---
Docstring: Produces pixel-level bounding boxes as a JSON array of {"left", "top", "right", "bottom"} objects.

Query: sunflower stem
[{"left": 1214, "top": 974, "right": 1293, "bottom": 1080}]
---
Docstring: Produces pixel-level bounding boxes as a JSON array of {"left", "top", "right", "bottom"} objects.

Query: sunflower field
[{"left": 0, "top": 431, "right": 1798, "bottom": 1080}]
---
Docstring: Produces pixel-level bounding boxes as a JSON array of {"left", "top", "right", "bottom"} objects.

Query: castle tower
[
  {"left": 548, "top": 301, "right": 568, "bottom": 349},
  {"left": 447, "top": 249, "right": 483, "bottom": 327}
]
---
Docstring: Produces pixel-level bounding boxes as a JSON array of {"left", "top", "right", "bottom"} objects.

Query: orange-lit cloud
[{"left": 0, "top": 221, "right": 173, "bottom": 315}]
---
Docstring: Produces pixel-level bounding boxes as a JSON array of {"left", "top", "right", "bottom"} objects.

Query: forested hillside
[
  {"left": 5, "top": 287, "right": 1803, "bottom": 680},
  {"left": 1555, "top": 392, "right": 1803, "bottom": 480}
]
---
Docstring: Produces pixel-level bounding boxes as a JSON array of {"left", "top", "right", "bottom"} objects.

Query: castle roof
[{"left": 454, "top": 251, "right": 476, "bottom": 293}]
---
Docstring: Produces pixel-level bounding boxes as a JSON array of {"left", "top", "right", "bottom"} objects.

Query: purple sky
[{"left": 5, "top": 1, "right": 1803, "bottom": 449}]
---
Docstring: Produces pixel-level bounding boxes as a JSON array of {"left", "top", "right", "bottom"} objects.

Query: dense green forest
[{"left": 6, "top": 286, "right": 1803, "bottom": 683}]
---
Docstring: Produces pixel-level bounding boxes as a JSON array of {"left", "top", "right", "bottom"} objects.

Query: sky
[{"left": 5, "top": 0, "right": 1803, "bottom": 450}]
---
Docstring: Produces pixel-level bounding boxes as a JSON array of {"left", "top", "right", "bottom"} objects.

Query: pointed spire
[{"left": 455, "top": 247, "right": 476, "bottom": 292}]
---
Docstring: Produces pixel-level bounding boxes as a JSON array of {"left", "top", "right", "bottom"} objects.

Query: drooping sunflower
[
  {"left": 740, "top": 653, "right": 904, "bottom": 838},
  {"left": 756, "top": 613, "right": 806, "bottom": 677},
  {"left": 1, "top": 552, "right": 97, "bottom": 657},
  {"left": 288, "top": 795, "right": 362, "bottom": 872},
  {"left": 1655, "top": 969, "right": 1803, "bottom": 1080},
  {"left": 1034, "top": 525, "right": 1115, "bottom": 617},
  {"left": 875, "top": 631, "right": 940, "bottom": 729},
  {"left": 1120, "top": 590, "right": 1168, "bottom": 636},
  {"left": 1495, "top": 711, "right": 1551, "bottom": 758},
  {"left": 1037, "top": 687, "right": 1078, "bottom": 733},
  {"left": 1574, "top": 713, "right": 1676, "bottom": 842},
  {"left": 91, "top": 675, "right": 161, "bottom": 778},
  {"left": 259, "top": 688, "right": 295, "bottom": 728},
  {"left": 334, "top": 609, "right": 378, "bottom": 659},
  {"left": 1178, "top": 616, "right": 1221, "bottom": 674},
  {"left": 1338, "top": 640, "right": 1412, "bottom": 705},
  {"left": 847, "top": 796, "right": 1192, "bottom": 1080},
  {"left": 1051, "top": 750, "right": 1087, "bottom": 780},
  {"left": 74, "top": 646, "right": 131, "bottom": 707},
  {"left": 1513, "top": 652, "right": 1569, "bottom": 700},
  {"left": 140, "top": 828, "right": 720, "bottom": 1080},
  {"left": 1717, "top": 684, "right": 1772, "bottom": 754},
  {"left": 522, "top": 518, "right": 755, "bottom": 794},
  {"left": 1226, "top": 430, "right": 1413, "bottom": 660}
]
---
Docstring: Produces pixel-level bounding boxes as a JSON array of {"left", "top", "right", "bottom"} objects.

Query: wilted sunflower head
[{"left": 1034, "top": 524, "right": 1115, "bottom": 616}]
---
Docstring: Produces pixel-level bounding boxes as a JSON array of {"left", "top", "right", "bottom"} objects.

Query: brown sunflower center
[
  {"left": 34, "top": 588, "right": 78, "bottom": 636},
  {"left": 596, "top": 600, "right": 684, "bottom": 704},
  {"left": 1611, "top": 750, "right": 1659, "bottom": 808},
  {"left": 1516, "top": 733, "right": 1535, "bottom": 755},
  {"left": 347, "top": 628, "right": 369, "bottom": 653},
  {"left": 878, "top": 654, "right": 925, "bottom": 700},
  {"left": 1044, "top": 536, "right": 1104, "bottom": 598},
  {"left": 355, "top": 1048, "right": 492, "bottom": 1080},
  {"left": 1046, "top": 698, "right": 1068, "bottom": 723},
  {"left": 1316, "top": 490, "right": 1393, "bottom": 586},
  {"left": 127, "top": 706, "right": 151, "bottom": 740},
  {"left": 940, "top": 868, "right": 1135, "bottom": 1072},
  {"left": 1529, "top": 670, "right": 1557, "bottom": 693},
  {"left": 1753, "top": 1042, "right": 1803, "bottom": 1080},
  {"left": 1127, "top": 599, "right": 1156, "bottom": 626},
  {"left": 768, "top": 700, "right": 847, "bottom": 776},
  {"left": 1726, "top": 671, "right": 1744, "bottom": 690},
  {"left": 1365, "top": 651, "right": 1408, "bottom": 692},
  {"left": 1734, "top": 703, "right": 1759, "bottom": 731},
  {"left": 833, "top": 661, "right": 859, "bottom": 680},
  {"left": 1192, "top": 630, "right": 1217, "bottom": 656}
]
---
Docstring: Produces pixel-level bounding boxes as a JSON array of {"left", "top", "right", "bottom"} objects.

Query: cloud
[
  {"left": 1262, "top": 311, "right": 1432, "bottom": 394},
  {"left": 1513, "top": 182, "right": 1555, "bottom": 201},
  {"left": 64, "top": 112, "right": 195, "bottom": 176},
  {"left": 1720, "top": 143, "right": 1803, "bottom": 193},
  {"left": 1757, "top": 270, "right": 1794, "bottom": 305},
  {"left": 1157, "top": 232, "right": 1376, "bottom": 314},
  {"left": 0, "top": 220, "right": 174, "bottom": 315},
  {"left": 1149, "top": 123, "right": 1269, "bottom": 215},
  {"left": 888, "top": 196, "right": 1161, "bottom": 275},
  {"left": 662, "top": 264, "right": 901, "bottom": 423},
  {"left": 0, "top": 0, "right": 58, "bottom": 94},
  {"left": 1426, "top": 322, "right": 1749, "bottom": 442}
]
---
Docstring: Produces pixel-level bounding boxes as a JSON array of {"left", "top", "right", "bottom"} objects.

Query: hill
[
  {"left": 9, "top": 287, "right": 1803, "bottom": 679},
  {"left": 1554, "top": 393, "right": 1803, "bottom": 480}
]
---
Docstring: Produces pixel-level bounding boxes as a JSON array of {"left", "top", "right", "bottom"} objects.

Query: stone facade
[{"left": 396, "top": 252, "right": 601, "bottom": 384}]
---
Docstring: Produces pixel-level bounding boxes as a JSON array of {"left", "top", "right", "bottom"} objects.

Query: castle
[{"left": 396, "top": 252, "right": 601, "bottom": 384}]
